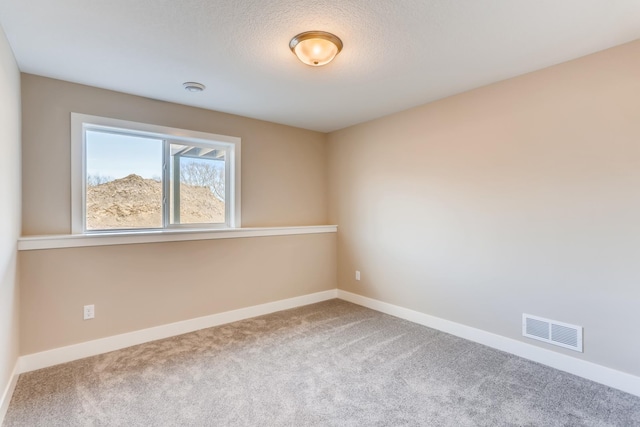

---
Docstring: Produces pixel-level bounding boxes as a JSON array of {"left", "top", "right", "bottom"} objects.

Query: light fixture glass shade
[{"left": 290, "top": 31, "right": 343, "bottom": 66}]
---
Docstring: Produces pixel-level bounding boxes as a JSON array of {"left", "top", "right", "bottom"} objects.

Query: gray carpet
[{"left": 4, "top": 300, "right": 640, "bottom": 426}]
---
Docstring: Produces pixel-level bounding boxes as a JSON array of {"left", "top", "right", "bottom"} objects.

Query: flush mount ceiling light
[
  {"left": 183, "top": 82, "right": 206, "bottom": 92},
  {"left": 289, "top": 31, "right": 343, "bottom": 67}
]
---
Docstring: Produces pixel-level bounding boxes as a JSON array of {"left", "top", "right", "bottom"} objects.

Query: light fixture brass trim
[{"left": 289, "top": 31, "right": 343, "bottom": 66}]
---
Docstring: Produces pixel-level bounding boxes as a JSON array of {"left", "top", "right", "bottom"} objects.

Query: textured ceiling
[{"left": 1, "top": 1, "right": 639, "bottom": 132}]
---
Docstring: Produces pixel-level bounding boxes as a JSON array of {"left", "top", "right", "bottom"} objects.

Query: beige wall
[
  {"left": 20, "top": 234, "right": 335, "bottom": 354},
  {"left": 328, "top": 40, "right": 640, "bottom": 376},
  {"left": 21, "top": 74, "right": 328, "bottom": 235},
  {"left": 16, "top": 34, "right": 640, "bottom": 381},
  {"left": 0, "top": 25, "right": 21, "bottom": 402},
  {"left": 19, "top": 75, "right": 335, "bottom": 354}
]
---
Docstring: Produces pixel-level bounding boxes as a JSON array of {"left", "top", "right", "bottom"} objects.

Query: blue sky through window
[{"left": 86, "top": 130, "right": 163, "bottom": 180}]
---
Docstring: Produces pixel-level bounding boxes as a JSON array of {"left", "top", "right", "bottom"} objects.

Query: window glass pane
[
  {"left": 85, "top": 130, "right": 163, "bottom": 230},
  {"left": 169, "top": 144, "right": 226, "bottom": 225}
]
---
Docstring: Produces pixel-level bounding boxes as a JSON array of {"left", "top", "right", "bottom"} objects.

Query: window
[{"left": 72, "top": 114, "right": 241, "bottom": 233}]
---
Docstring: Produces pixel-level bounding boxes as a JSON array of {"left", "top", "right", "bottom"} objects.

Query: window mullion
[
  {"left": 172, "top": 151, "right": 181, "bottom": 224},
  {"left": 162, "top": 140, "right": 170, "bottom": 229},
  {"left": 225, "top": 147, "right": 231, "bottom": 227}
]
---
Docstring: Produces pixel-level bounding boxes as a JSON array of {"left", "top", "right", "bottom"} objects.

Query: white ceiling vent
[{"left": 522, "top": 314, "right": 583, "bottom": 352}]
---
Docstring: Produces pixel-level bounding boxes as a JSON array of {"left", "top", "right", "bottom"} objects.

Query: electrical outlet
[
  {"left": 355, "top": 270, "right": 361, "bottom": 281},
  {"left": 83, "top": 304, "right": 95, "bottom": 320}
]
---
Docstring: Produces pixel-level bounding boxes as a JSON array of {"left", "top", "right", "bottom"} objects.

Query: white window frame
[{"left": 71, "top": 113, "right": 241, "bottom": 234}]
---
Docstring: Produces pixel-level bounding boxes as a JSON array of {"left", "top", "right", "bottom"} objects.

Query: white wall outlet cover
[
  {"left": 83, "top": 304, "right": 95, "bottom": 320},
  {"left": 355, "top": 271, "right": 361, "bottom": 281}
]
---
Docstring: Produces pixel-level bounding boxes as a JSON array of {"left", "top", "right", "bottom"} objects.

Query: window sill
[{"left": 18, "top": 225, "right": 338, "bottom": 251}]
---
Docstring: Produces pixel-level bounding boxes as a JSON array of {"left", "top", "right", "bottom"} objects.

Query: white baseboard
[
  {"left": 337, "top": 290, "right": 640, "bottom": 398},
  {"left": 0, "top": 361, "right": 20, "bottom": 425},
  {"left": 15, "top": 288, "right": 640, "bottom": 400},
  {"left": 19, "top": 289, "right": 338, "bottom": 374}
]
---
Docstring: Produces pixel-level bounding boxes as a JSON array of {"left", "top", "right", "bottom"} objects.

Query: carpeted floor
[{"left": 4, "top": 299, "right": 640, "bottom": 426}]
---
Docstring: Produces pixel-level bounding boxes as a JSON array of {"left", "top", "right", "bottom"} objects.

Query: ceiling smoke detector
[{"left": 183, "top": 82, "right": 206, "bottom": 92}]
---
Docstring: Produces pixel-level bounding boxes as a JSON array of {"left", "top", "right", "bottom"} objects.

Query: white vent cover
[{"left": 522, "top": 314, "right": 583, "bottom": 352}]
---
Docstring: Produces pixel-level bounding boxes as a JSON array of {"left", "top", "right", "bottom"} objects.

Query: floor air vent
[{"left": 522, "top": 314, "right": 583, "bottom": 352}]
